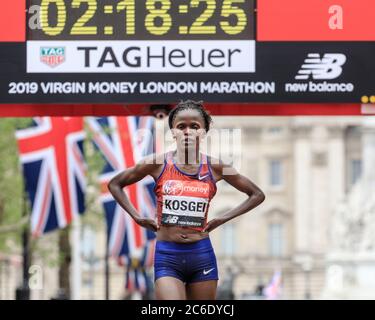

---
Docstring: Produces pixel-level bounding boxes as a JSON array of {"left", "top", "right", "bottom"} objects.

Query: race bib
[{"left": 161, "top": 180, "right": 210, "bottom": 228}]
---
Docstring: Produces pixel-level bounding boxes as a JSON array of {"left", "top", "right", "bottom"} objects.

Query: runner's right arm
[{"left": 108, "top": 153, "right": 163, "bottom": 232}]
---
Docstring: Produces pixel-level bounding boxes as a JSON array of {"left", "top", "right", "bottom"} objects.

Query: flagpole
[
  {"left": 105, "top": 234, "right": 110, "bottom": 300},
  {"left": 70, "top": 214, "right": 82, "bottom": 300},
  {"left": 105, "top": 230, "right": 110, "bottom": 300},
  {"left": 16, "top": 188, "right": 30, "bottom": 300}
]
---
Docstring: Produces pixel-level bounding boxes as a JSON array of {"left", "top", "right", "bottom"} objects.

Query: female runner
[{"left": 108, "top": 100, "right": 265, "bottom": 300}]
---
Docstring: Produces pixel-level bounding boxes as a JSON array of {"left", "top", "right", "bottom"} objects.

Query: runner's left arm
[{"left": 203, "top": 162, "right": 265, "bottom": 233}]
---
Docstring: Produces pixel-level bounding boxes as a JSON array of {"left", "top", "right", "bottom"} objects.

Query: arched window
[
  {"left": 221, "top": 223, "right": 235, "bottom": 257},
  {"left": 268, "top": 223, "right": 283, "bottom": 257}
]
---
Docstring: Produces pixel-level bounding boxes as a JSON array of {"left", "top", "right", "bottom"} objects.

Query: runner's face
[{"left": 172, "top": 109, "right": 206, "bottom": 152}]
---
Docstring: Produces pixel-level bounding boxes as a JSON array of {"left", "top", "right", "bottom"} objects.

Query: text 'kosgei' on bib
[{"left": 161, "top": 180, "right": 210, "bottom": 228}]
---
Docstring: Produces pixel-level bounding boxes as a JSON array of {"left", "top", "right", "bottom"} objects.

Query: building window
[
  {"left": 269, "top": 160, "right": 283, "bottom": 187},
  {"left": 268, "top": 127, "right": 283, "bottom": 134},
  {"left": 350, "top": 159, "right": 362, "bottom": 185},
  {"left": 268, "top": 223, "right": 283, "bottom": 257},
  {"left": 221, "top": 223, "right": 234, "bottom": 256}
]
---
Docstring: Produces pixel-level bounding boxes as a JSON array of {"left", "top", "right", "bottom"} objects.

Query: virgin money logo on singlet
[
  {"left": 163, "top": 180, "right": 184, "bottom": 196},
  {"left": 163, "top": 180, "right": 210, "bottom": 196}
]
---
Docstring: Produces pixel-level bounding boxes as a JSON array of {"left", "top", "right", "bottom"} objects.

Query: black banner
[
  {"left": 0, "top": 299, "right": 371, "bottom": 319},
  {"left": 0, "top": 42, "right": 374, "bottom": 104}
]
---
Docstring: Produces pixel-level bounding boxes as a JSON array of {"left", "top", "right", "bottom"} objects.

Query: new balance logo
[
  {"left": 203, "top": 268, "right": 215, "bottom": 275},
  {"left": 295, "top": 53, "right": 346, "bottom": 80},
  {"left": 164, "top": 215, "right": 179, "bottom": 224}
]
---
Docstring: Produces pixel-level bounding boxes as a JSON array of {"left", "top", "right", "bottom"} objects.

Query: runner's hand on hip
[
  {"left": 203, "top": 218, "right": 225, "bottom": 233},
  {"left": 135, "top": 217, "right": 160, "bottom": 232}
]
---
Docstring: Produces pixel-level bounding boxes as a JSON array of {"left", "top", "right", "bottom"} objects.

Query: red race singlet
[{"left": 154, "top": 151, "right": 217, "bottom": 232}]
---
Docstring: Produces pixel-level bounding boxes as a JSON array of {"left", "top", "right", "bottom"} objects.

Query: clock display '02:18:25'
[{"left": 29, "top": 0, "right": 254, "bottom": 39}]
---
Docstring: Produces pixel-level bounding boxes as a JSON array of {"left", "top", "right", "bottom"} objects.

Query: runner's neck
[{"left": 173, "top": 149, "right": 201, "bottom": 166}]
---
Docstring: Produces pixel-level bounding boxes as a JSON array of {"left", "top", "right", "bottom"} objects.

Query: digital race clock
[{"left": 27, "top": 0, "right": 255, "bottom": 40}]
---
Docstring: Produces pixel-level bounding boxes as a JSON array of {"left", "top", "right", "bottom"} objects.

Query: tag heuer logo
[{"left": 40, "top": 47, "right": 65, "bottom": 68}]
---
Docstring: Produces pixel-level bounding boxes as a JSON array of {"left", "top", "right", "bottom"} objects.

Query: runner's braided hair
[{"left": 168, "top": 100, "right": 213, "bottom": 132}]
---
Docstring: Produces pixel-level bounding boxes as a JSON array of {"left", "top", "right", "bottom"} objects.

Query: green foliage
[
  {"left": 0, "top": 118, "right": 33, "bottom": 252},
  {"left": 80, "top": 121, "right": 107, "bottom": 231}
]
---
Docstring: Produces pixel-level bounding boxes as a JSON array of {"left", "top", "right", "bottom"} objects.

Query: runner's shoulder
[
  {"left": 138, "top": 153, "right": 166, "bottom": 167},
  {"left": 206, "top": 155, "right": 236, "bottom": 181},
  {"left": 137, "top": 153, "right": 168, "bottom": 177}
]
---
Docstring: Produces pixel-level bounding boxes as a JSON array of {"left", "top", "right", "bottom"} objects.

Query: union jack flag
[
  {"left": 87, "top": 117, "right": 157, "bottom": 261},
  {"left": 263, "top": 270, "right": 282, "bottom": 300},
  {"left": 16, "top": 117, "right": 86, "bottom": 237},
  {"left": 124, "top": 235, "right": 156, "bottom": 294},
  {"left": 125, "top": 265, "right": 151, "bottom": 295}
]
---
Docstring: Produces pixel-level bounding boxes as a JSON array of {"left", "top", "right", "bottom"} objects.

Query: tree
[{"left": 0, "top": 118, "right": 32, "bottom": 251}]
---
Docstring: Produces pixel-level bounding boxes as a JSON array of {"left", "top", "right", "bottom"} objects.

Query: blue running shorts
[{"left": 154, "top": 237, "right": 219, "bottom": 284}]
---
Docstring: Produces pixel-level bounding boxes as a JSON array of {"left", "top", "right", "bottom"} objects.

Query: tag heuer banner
[{"left": 1, "top": 41, "right": 374, "bottom": 104}]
